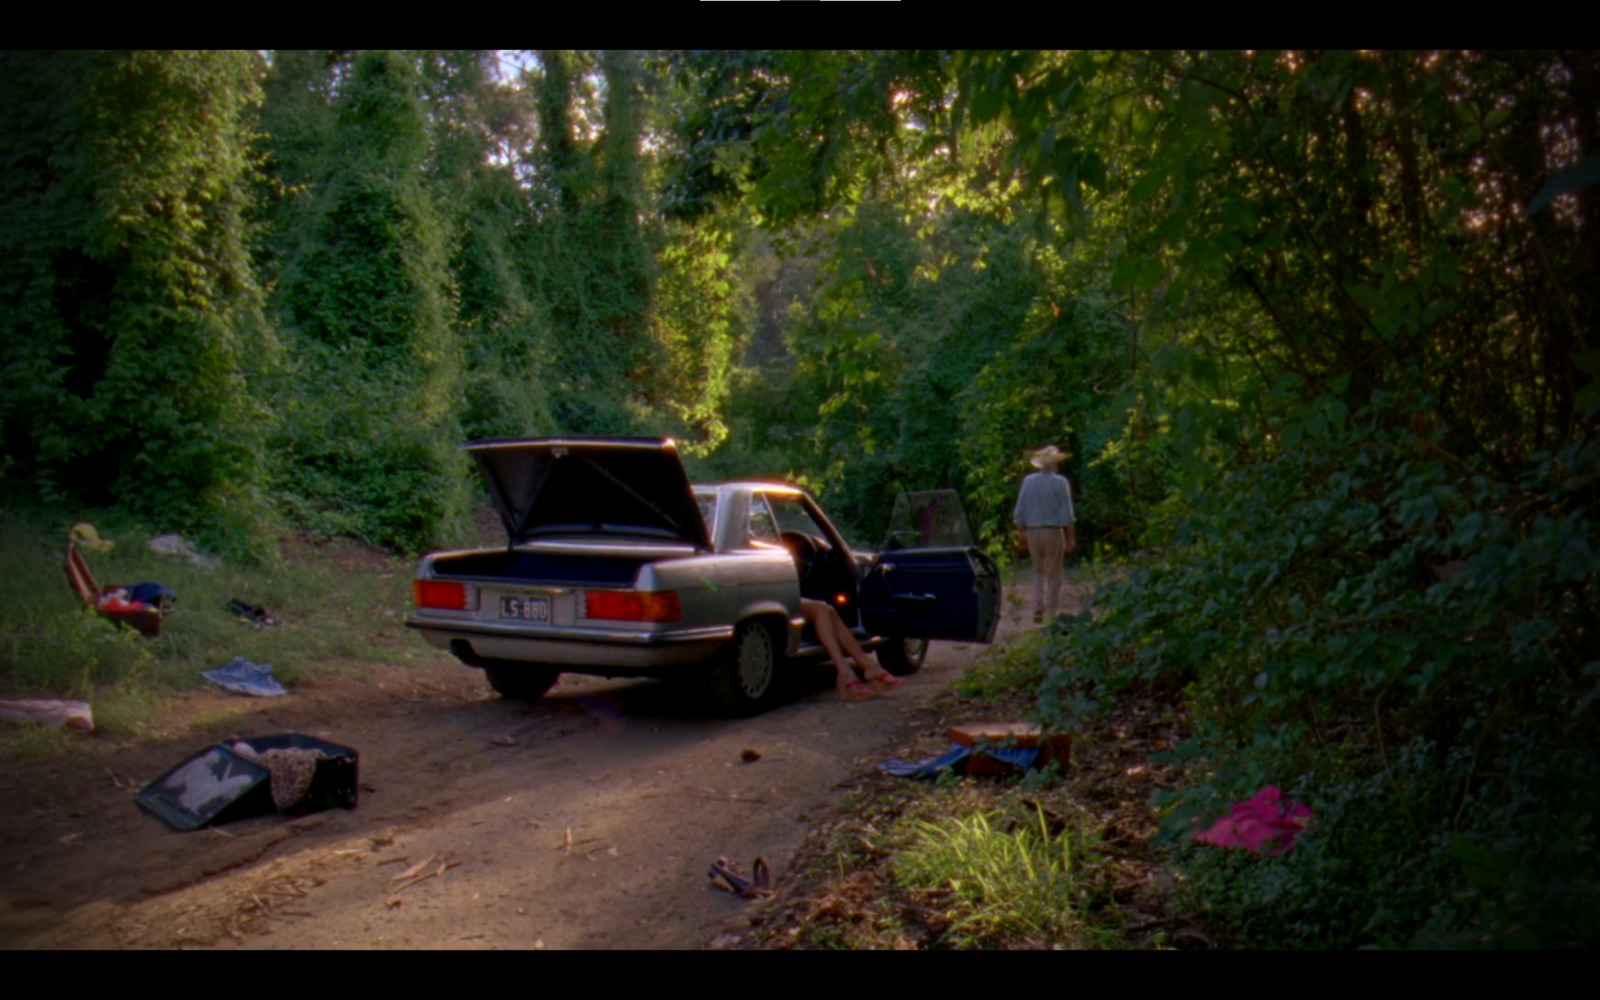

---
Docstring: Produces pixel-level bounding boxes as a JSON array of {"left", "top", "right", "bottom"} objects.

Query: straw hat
[{"left": 1030, "top": 444, "right": 1067, "bottom": 469}]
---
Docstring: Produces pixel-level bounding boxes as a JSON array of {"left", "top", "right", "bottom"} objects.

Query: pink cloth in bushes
[{"left": 1193, "top": 785, "right": 1313, "bottom": 856}]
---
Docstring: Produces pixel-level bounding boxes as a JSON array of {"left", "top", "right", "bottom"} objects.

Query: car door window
[
  {"left": 767, "top": 495, "right": 829, "bottom": 541},
  {"left": 882, "top": 490, "right": 975, "bottom": 550},
  {"left": 747, "top": 495, "right": 783, "bottom": 547}
]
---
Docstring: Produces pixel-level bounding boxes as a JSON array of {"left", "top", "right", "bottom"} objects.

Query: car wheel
[
  {"left": 482, "top": 664, "right": 561, "bottom": 701},
  {"left": 876, "top": 635, "right": 929, "bottom": 676},
  {"left": 708, "top": 619, "right": 781, "bottom": 716}
]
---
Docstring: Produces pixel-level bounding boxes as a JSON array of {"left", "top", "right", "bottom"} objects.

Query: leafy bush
[{"left": 1036, "top": 393, "right": 1600, "bottom": 947}]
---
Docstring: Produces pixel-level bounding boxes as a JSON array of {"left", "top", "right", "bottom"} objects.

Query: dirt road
[{"left": 0, "top": 632, "right": 1007, "bottom": 950}]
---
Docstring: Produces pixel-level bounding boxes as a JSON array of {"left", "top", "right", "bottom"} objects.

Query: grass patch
[
  {"left": 893, "top": 794, "right": 1109, "bottom": 948},
  {"left": 955, "top": 627, "right": 1051, "bottom": 701},
  {"left": 0, "top": 512, "right": 439, "bottom": 734},
  {"left": 0, "top": 720, "right": 77, "bottom": 758}
]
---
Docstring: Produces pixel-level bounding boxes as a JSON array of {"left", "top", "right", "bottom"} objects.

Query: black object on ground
[
  {"left": 226, "top": 598, "right": 276, "bottom": 626},
  {"left": 136, "top": 745, "right": 275, "bottom": 832},
  {"left": 136, "top": 734, "right": 358, "bottom": 832},
  {"left": 709, "top": 855, "right": 773, "bottom": 899},
  {"left": 224, "top": 734, "right": 359, "bottom": 815}
]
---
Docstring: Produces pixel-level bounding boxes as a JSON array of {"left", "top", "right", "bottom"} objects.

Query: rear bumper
[{"left": 404, "top": 615, "right": 733, "bottom": 669}]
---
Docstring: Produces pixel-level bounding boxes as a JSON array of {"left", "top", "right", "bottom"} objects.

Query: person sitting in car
[{"left": 800, "top": 597, "right": 901, "bottom": 700}]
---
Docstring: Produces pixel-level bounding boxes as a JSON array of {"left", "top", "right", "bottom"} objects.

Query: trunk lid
[{"left": 466, "top": 437, "right": 712, "bottom": 551}]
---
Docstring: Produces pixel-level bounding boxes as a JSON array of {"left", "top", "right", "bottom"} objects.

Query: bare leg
[{"left": 828, "top": 612, "right": 877, "bottom": 675}]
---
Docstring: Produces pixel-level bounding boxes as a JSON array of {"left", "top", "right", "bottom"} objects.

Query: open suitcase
[{"left": 64, "top": 538, "right": 167, "bottom": 637}]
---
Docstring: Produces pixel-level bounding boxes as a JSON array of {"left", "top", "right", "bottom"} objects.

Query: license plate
[{"left": 499, "top": 595, "right": 550, "bottom": 622}]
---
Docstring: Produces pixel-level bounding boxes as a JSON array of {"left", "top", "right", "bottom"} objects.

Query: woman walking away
[{"left": 1013, "top": 444, "right": 1076, "bottom": 623}]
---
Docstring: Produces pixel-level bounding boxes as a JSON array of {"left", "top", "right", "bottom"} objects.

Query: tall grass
[{"left": 893, "top": 801, "right": 1105, "bottom": 947}]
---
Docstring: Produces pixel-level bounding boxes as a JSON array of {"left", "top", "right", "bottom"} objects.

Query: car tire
[
  {"left": 482, "top": 663, "right": 561, "bottom": 701},
  {"left": 707, "top": 619, "right": 782, "bottom": 716},
  {"left": 876, "top": 635, "right": 929, "bottom": 676}
]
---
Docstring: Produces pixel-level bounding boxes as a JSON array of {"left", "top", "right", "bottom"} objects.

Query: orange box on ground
[{"left": 948, "top": 722, "right": 1072, "bottom": 772}]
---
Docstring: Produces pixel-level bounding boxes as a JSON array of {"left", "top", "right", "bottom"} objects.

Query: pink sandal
[
  {"left": 864, "top": 670, "right": 902, "bottom": 688},
  {"left": 840, "top": 679, "right": 875, "bottom": 699}
]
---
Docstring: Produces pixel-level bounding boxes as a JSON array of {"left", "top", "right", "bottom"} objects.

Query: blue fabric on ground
[
  {"left": 878, "top": 743, "right": 1041, "bottom": 778},
  {"left": 980, "top": 745, "right": 1041, "bottom": 770},
  {"left": 125, "top": 582, "right": 177, "bottom": 606},
  {"left": 202, "top": 657, "right": 287, "bottom": 697},
  {"left": 878, "top": 743, "right": 973, "bottom": 778}
]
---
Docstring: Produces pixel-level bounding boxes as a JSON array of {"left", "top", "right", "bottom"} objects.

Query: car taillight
[
  {"left": 414, "top": 579, "right": 468, "bottom": 610},
  {"left": 585, "top": 590, "right": 681, "bottom": 623}
]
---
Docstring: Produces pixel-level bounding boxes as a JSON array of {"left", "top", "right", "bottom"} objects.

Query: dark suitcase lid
[{"left": 136, "top": 744, "right": 273, "bottom": 832}]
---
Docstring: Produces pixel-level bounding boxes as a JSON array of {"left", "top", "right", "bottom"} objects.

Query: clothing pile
[
  {"left": 231, "top": 741, "right": 330, "bottom": 811},
  {"left": 96, "top": 582, "right": 176, "bottom": 615}
]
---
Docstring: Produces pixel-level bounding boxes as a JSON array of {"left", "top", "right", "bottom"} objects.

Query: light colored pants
[{"left": 1026, "top": 527, "right": 1066, "bottom": 616}]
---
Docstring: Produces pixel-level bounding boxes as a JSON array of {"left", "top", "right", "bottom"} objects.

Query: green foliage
[
  {"left": 0, "top": 51, "right": 278, "bottom": 552},
  {"left": 263, "top": 50, "right": 468, "bottom": 552},
  {"left": 650, "top": 214, "right": 745, "bottom": 453},
  {"left": 955, "top": 621, "right": 1055, "bottom": 701},
  {"left": 525, "top": 50, "right": 659, "bottom": 434},
  {"left": 958, "top": 278, "right": 1135, "bottom": 554},
  {"left": 1037, "top": 396, "right": 1600, "bottom": 946}
]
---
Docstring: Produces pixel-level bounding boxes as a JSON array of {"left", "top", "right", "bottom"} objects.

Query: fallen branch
[
  {"left": 391, "top": 859, "right": 461, "bottom": 894},
  {"left": 391, "top": 853, "right": 438, "bottom": 882}
]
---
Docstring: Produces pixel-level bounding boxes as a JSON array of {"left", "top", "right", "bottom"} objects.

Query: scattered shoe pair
[{"left": 709, "top": 855, "right": 773, "bottom": 899}]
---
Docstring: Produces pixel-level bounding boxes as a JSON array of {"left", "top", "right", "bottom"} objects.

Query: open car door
[{"left": 859, "top": 491, "right": 1000, "bottom": 643}]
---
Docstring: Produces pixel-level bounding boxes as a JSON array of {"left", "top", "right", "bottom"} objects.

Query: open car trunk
[{"left": 467, "top": 437, "right": 712, "bottom": 550}]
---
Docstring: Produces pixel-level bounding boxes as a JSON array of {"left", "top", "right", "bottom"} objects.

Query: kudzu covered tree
[{"left": 0, "top": 50, "right": 278, "bottom": 548}]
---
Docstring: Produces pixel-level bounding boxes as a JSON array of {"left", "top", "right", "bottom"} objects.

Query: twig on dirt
[
  {"left": 209, "top": 825, "right": 235, "bottom": 839},
  {"left": 391, "top": 853, "right": 438, "bottom": 881},
  {"left": 391, "top": 859, "right": 461, "bottom": 894},
  {"left": 375, "top": 855, "right": 410, "bottom": 867},
  {"left": 558, "top": 836, "right": 602, "bottom": 852}
]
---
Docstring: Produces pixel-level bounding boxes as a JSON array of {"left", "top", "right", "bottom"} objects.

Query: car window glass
[
  {"left": 766, "top": 495, "right": 829, "bottom": 542},
  {"left": 747, "top": 495, "right": 781, "bottom": 545},
  {"left": 882, "top": 490, "right": 975, "bottom": 549}
]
